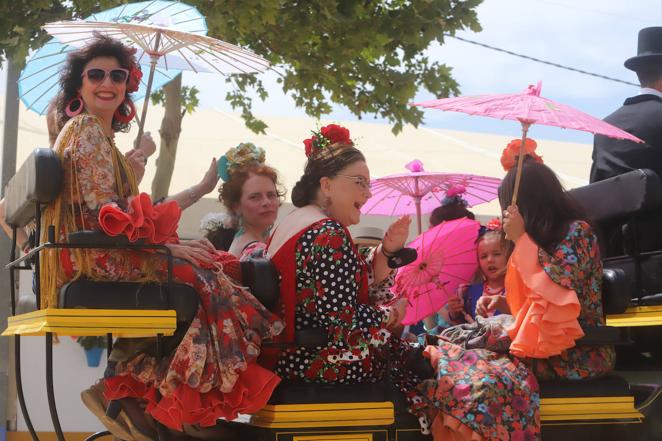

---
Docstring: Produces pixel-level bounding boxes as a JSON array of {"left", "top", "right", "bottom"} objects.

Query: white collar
[{"left": 639, "top": 87, "right": 662, "bottom": 99}]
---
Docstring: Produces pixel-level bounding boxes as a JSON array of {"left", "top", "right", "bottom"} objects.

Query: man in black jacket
[{"left": 591, "top": 27, "right": 662, "bottom": 183}]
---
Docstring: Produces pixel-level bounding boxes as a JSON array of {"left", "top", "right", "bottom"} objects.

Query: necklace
[{"left": 483, "top": 283, "right": 505, "bottom": 295}]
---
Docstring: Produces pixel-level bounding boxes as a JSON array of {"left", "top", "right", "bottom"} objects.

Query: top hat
[{"left": 625, "top": 27, "right": 662, "bottom": 72}]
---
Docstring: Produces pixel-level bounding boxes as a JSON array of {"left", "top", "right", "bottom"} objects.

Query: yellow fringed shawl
[{"left": 39, "top": 115, "right": 156, "bottom": 309}]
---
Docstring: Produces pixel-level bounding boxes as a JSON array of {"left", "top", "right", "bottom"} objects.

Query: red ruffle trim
[
  {"left": 104, "top": 363, "right": 280, "bottom": 431},
  {"left": 99, "top": 193, "right": 181, "bottom": 244}
]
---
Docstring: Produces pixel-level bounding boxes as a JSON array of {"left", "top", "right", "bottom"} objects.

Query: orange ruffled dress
[{"left": 506, "top": 221, "right": 615, "bottom": 380}]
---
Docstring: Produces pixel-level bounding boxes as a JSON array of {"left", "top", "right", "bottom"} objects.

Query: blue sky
[{"left": 2, "top": 0, "right": 661, "bottom": 144}]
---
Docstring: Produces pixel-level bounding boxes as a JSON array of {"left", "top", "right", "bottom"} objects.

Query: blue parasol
[{"left": 18, "top": 0, "right": 207, "bottom": 115}]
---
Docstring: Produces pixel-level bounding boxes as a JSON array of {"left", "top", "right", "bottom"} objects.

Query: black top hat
[{"left": 625, "top": 27, "right": 662, "bottom": 72}]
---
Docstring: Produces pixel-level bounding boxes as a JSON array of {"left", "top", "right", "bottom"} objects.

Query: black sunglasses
[{"left": 81, "top": 68, "right": 129, "bottom": 85}]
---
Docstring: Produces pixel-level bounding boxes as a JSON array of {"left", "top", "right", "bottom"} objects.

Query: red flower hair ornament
[
  {"left": 125, "top": 46, "right": 143, "bottom": 94},
  {"left": 500, "top": 138, "right": 543, "bottom": 172},
  {"left": 303, "top": 124, "right": 353, "bottom": 158}
]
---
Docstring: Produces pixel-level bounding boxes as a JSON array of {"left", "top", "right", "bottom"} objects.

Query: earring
[
  {"left": 65, "top": 95, "right": 84, "bottom": 117},
  {"left": 113, "top": 98, "right": 136, "bottom": 124}
]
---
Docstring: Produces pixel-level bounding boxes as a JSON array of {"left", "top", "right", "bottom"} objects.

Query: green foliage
[
  {"left": 0, "top": 0, "right": 482, "bottom": 133},
  {"left": 76, "top": 336, "right": 105, "bottom": 350},
  {"left": 150, "top": 75, "right": 200, "bottom": 117},
  {"left": 191, "top": 0, "right": 482, "bottom": 133},
  {"left": 0, "top": 0, "right": 126, "bottom": 67}
]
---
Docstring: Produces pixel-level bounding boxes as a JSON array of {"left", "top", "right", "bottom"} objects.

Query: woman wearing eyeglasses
[
  {"left": 43, "top": 35, "right": 283, "bottom": 440},
  {"left": 265, "top": 124, "right": 432, "bottom": 434}
]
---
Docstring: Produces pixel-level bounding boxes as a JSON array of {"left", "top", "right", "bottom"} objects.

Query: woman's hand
[
  {"left": 382, "top": 215, "right": 411, "bottom": 254},
  {"left": 386, "top": 297, "right": 408, "bottom": 330},
  {"left": 165, "top": 242, "right": 215, "bottom": 266},
  {"left": 137, "top": 131, "right": 157, "bottom": 158},
  {"left": 475, "top": 294, "right": 510, "bottom": 318},
  {"left": 124, "top": 149, "right": 146, "bottom": 183},
  {"left": 196, "top": 158, "right": 220, "bottom": 197},
  {"left": 502, "top": 205, "right": 525, "bottom": 243},
  {"left": 180, "top": 238, "right": 217, "bottom": 252}
]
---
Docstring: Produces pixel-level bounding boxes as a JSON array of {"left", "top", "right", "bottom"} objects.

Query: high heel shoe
[{"left": 80, "top": 385, "right": 133, "bottom": 441}]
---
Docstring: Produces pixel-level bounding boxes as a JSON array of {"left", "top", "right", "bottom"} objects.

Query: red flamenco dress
[{"left": 41, "top": 115, "right": 282, "bottom": 431}]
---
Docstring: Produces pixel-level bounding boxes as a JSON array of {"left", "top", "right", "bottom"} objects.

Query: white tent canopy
[{"left": 4, "top": 102, "right": 594, "bottom": 239}]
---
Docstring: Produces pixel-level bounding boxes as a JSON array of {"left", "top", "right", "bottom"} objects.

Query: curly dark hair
[
  {"left": 56, "top": 33, "right": 137, "bottom": 133},
  {"left": 291, "top": 144, "right": 366, "bottom": 207}
]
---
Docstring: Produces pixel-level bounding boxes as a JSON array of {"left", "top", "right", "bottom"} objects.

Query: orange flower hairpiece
[{"left": 500, "top": 138, "right": 543, "bottom": 172}]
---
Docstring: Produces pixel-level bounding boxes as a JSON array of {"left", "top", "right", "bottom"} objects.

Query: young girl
[{"left": 429, "top": 220, "right": 513, "bottom": 332}]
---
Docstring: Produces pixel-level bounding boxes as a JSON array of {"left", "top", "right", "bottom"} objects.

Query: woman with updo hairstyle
[
  {"left": 201, "top": 143, "right": 284, "bottom": 257},
  {"left": 428, "top": 186, "right": 475, "bottom": 228},
  {"left": 266, "top": 124, "right": 433, "bottom": 434},
  {"left": 39, "top": 34, "right": 282, "bottom": 439}
]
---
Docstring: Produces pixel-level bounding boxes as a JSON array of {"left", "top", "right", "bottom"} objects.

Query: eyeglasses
[
  {"left": 81, "top": 68, "right": 129, "bottom": 85},
  {"left": 337, "top": 174, "right": 371, "bottom": 191}
]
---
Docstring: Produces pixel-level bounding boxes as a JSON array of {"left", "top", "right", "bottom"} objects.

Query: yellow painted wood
[
  {"left": 8, "top": 432, "right": 94, "bottom": 441},
  {"left": 293, "top": 434, "right": 373, "bottom": 441},
  {"left": 540, "top": 396, "right": 643, "bottom": 422},
  {"left": 607, "top": 305, "right": 662, "bottom": 327},
  {"left": 2, "top": 308, "right": 176, "bottom": 337},
  {"left": 250, "top": 402, "right": 394, "bottom": 429}
]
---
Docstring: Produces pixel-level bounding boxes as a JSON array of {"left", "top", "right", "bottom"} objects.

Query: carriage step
[
  {"left": 607, "top": 305, "right": 662, "bottom": 327},
  {"left": 2, "top": 308, "right": 177, "bottom": 337},
  {"left": 249, "top": 402, "right": 395, "bottom": 429},
  {"left": 540, "top": 395, "right": 643, "bottom": 423}
]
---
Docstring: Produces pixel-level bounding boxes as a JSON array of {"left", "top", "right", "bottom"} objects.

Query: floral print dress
[
  {"left": 268, "top": 219, "right": 430, "bottom": 432},
  {"left": 52, "top": 115, "right": 282, "bottom": 431},
  {"left": 523, "top": 220, "right": 615, "bottom": 380}
]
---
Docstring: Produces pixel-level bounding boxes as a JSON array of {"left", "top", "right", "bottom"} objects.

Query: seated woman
[
  {"left": 41, "top": 34, "right": 282, "bottom": 438},
  {"left": 202, "top": 143, "right": 283, "bottom": 258},
  {"left": 265, "top": 124, "right": 431, "bottom": 433},
  {"left": 482, "top": 139, "right": 615, "bottom": 381}
]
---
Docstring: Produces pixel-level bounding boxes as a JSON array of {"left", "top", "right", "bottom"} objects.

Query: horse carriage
[{"left": 4, "top": 148, "right": 662, "bottom": 441}]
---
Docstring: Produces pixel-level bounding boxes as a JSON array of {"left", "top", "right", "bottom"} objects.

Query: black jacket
[{"left": 590, "top": 94, "right": 662, "bottom": 183}]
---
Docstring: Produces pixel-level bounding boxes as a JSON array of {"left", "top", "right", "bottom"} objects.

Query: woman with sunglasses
[
  {"left": 44, "top": 35, "right": 283, "bottom": 440},
  {"left": 265, "top": 124, "right": 432, "bottom": 434}
]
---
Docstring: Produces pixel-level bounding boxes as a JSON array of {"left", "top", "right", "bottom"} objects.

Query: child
[{"left": 427, "top": 219, "right": 513, "bottom": 333}]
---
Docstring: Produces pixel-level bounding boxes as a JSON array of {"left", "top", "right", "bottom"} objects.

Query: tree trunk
[{"left": 151, "top": 74, "right": 183, "bottom": 200}]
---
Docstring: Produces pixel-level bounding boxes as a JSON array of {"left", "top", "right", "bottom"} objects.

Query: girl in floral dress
[
  {"left": 41, "top": 35, "right": 282, "bottom": 437},
  {"left": 264, "top": 124, "right": 431, "bottom": 433}
]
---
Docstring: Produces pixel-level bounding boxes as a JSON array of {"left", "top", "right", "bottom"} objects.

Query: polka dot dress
[{"left": 272, "top": 219, "right": 430, "bottom": 433}]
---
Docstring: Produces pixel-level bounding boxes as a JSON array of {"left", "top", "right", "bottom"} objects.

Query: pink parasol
[
  {"left": 362, "top": 160, "right": 500, "bottom": 234},
  {"left": 412, "top": 81, "right": 644, "bottom": 203},
  {"left": 393, "top": 217, "right": 480, "bottom": 325}
]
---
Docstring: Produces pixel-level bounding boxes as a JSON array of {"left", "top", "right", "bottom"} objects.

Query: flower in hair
[
  {"left": 126, "top": 65, "right": 142, "bottom": 93},
  {"left": 500, "top": 138, "right": 543, "bottom": 172},
  {"left": 486, "top": 217, "right": 502, "bottom": 231},
  {"left": 303, "top": 124, "right": 353, "bottom": 158},
  {"left": 441, "top": 185, "right": 468, "bottom": 207},
  {"left": 218, "top": 142, "right": 266, "bottom": 182},
  {"left": 125, "top": 46, "right": 142, "bottom": 93}
]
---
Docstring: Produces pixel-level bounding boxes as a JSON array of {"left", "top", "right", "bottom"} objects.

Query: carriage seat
[
  {"left": 4, "top": 148, "right": 62, "bottom": 228},
  {"left": 59, "top": 231, "right": 281, "bottom": 322},
  {"left": 569, "top": 169, "right": 662, "bottom": 257}
]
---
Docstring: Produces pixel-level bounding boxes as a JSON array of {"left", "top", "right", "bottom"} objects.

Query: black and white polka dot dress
[{"left": 270, "top": 219, "right": 429, "bottom": 432}]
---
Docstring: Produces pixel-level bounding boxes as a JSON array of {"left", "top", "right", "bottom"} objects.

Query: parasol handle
[
  {"left": 414, "top": 177, "right": 422, "bottom": 235},
  {"left": 134, "top": 31, "right": 161, "bottom": 148},
  {"left": 511, "top": 122, "right": 531, "bottom": 206}
]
